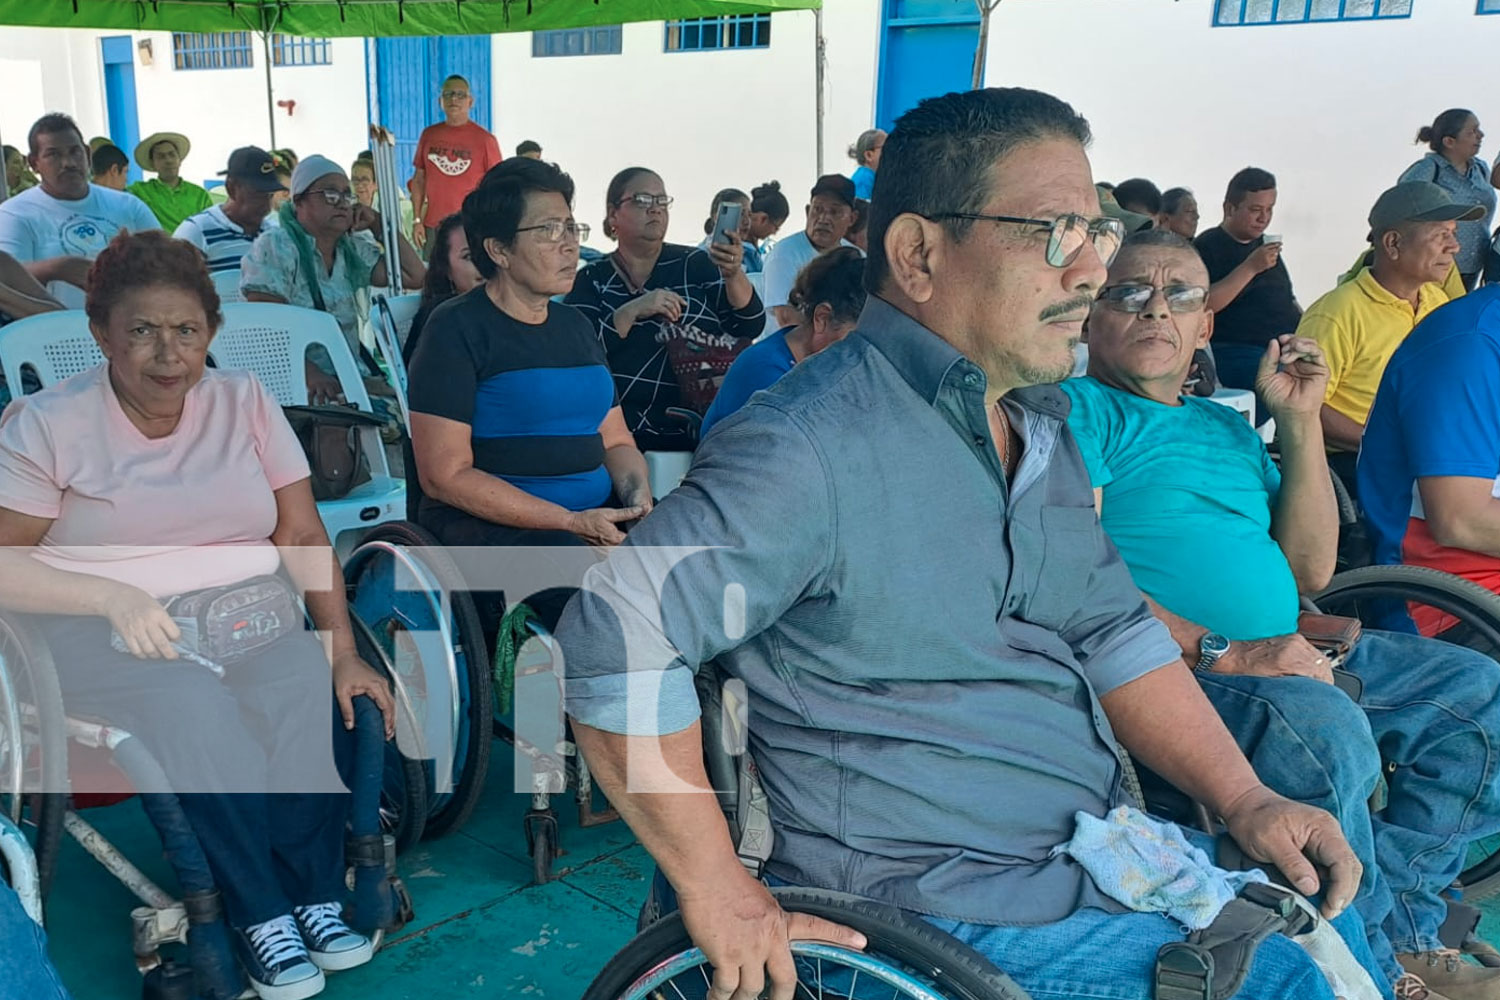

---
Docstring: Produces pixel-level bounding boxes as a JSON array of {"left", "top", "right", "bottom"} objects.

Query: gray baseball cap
[{"left": 1368, "top": 181, "right": 1483, "bottom": 239}]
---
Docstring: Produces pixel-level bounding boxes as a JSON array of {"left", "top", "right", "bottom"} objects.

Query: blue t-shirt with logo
[
  {"left": 1359, "top": 285, "right": 1500, "bottom": 567},
  {"left": 700, "top": 328, "right": 797, "bottom": 439},
  {"left": 1063, "top": 376, "right": 1296, "bottom": 640}
]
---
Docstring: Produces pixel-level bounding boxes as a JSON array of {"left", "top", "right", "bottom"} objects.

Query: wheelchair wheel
[
  {"left": 349, "top": 610, "right": 428, "bottom": 853},
  {"left": 1315, "top": 564, "right": 1500, "bottom": 658},
  {"left": 1314, "top": 566, "right": 1500, "bottom": 899},
  {"left": 0, "top": 615, "right": 67, "bottom": 901},
  {"left": 344, "top": 521, "right": 492, "bottom": 841},
  {"left": 582, "top": 888, "right": 1033, "bottom": 1000}
]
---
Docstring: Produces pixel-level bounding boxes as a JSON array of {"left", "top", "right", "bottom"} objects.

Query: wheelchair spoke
[{"left": 665, "top": 979, "right": 690, "bottom": 1000}]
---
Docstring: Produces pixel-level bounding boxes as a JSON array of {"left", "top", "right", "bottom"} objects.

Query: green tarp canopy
[{"left": 0, "top": 0, "right": 820, "bottom": 37}]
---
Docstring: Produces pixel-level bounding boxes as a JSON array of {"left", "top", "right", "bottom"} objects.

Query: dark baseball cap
[
  {"left": 810, "top": 174, "right": 857, "bottom": 209},
  {"left": 219, "top": 146, "right": 287, "bottom": 192},
  {"left": 1368, "top": 181, "right": 1482, "bottom": 239}
]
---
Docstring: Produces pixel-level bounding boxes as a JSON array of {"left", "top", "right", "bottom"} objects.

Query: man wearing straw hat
[{"left": 128, "top": 131, "right": 211, "bottom": 232}]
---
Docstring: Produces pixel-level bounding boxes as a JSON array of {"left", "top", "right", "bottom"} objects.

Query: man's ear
[
  {"left": 484, "top": 237, "right": 508, "bottom": 270},
  {"left": 1378, "top": 229, "right": 1401, "bottom": 259},
  {"left": 883, "top": 213, "right": 940, "bottom": 304},
  {"left": 1198, "top": 308, "right": 1215, "bottom": 349}
]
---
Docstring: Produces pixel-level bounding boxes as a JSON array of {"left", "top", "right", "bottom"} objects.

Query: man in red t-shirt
[{"left": 409, "top": 74, "right": 501, "bottom": 256}]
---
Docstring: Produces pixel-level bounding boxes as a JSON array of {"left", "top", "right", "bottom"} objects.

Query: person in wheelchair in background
[
  {"left": 1067, "top": 228, "right": 1500, "bottom": 1000},
  {"left": 406, "top": 157, "right": 652, "bottom": 630},
  {"left": 558, "top": 88, "right": 1380, "bottom": 1000},
  {"left": 0, "top": 231, "right": 396, "bottom": 1000}
]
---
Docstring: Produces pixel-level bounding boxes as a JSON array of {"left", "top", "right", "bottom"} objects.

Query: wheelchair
[
  {"left": 1312, "top": 563, "right": 1500, "bottom": 907},
  {"left": 581, "top": 661, "right": 1034, "bottom": 1000},
  {"left": 0, "top": 608, "right": 421, "bottom": 997},
  {"left": 342, "top": 519, "right": 620, "bottom": 882}
]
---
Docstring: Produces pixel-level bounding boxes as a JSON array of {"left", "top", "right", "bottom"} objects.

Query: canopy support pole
[
  {"left": 814, "top": 6, "right": 825, "bottom": 178},
  {"left": 262, "top": 30, "right": 278, "bottom": 149}
]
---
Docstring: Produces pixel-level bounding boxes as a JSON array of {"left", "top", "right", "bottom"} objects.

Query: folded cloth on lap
[{"left": 1051, "top": 806, "right": 1269, "bottom": 930}]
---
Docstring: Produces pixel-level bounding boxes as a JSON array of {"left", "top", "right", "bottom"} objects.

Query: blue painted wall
[
  {"left": 876, "top": 0, "right": 980, "bottom": 131},
  {"left": 100, "top": 36, "right": 143, "bottom": 182}
]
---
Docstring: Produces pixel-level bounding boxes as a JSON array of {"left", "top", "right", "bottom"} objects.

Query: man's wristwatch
[{"left": 1194, "top": 632, "right": 1231, "bottom": 673}]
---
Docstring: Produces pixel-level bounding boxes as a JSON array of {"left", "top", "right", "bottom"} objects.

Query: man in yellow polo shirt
[
  {"left": 1297, "top": 181, "right": 1480, "bottom": 496},
  {"left": 127, "top": 131, "right": 211, "bottom": 232}
]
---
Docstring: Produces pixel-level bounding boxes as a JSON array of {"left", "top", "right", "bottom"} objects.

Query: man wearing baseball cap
[
  {"left": 174, "top": 146, "right": 288, "bottom": 275},
  {"left": 761, "top": 173, "right": 860, "bottom": 329},
  {"left": 1295, "top": 181, "right": 1481, "bottom": 499},
  {"left": 127, "top": 131, "right": 212, "bottom": 232}
]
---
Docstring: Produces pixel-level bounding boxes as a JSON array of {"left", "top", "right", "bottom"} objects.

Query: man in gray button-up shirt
[{"left": 558, "top": 88, "right": 1360, "bottom": 1000}]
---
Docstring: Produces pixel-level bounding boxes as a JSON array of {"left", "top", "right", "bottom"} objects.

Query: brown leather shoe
[
  {"left": 1400, "top": 950, "right": 1500, "bottom": 1000},
  {"left": 1396, "top": 971, "right": 1453, "bottom": 1000}
]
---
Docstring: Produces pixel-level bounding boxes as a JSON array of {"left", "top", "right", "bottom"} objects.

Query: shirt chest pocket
[{"left": 1013, "top": 504, "right": 1099, "bottom": 632}]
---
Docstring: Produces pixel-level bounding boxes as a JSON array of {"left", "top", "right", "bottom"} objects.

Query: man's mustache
[{"left": 1039, "top": 295, "right": 1096, "bottom": 322}]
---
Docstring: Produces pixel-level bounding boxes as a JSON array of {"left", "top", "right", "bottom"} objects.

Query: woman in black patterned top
[{"left": 566, "top": 167, "right": 764, "bottom": 452}]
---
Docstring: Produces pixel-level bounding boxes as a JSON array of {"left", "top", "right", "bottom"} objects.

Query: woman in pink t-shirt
[{"left": 0, "top": 232, "right": 393, "bottom": 1000}]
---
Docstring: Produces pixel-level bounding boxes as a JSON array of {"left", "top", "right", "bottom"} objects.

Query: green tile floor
[
  {"left": 44, "top": 753, "right": 649, "bottom": 999},
  {"left": 37, "top": 742, "right": 1500, "bottom": 999}
]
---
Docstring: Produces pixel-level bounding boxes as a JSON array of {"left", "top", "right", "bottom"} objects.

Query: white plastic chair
[
  {"left": 0, "top": 304, "right": 404, "bottom": 556},
  {"left": 211, "top": 269, "right": 244, "bottom": 305}
]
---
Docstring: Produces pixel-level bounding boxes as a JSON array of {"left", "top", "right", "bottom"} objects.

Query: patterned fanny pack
[{"left": 110, "top": 576, "right": 300, "bottom": 672}]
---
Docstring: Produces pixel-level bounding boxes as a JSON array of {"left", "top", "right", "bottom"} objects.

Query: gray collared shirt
[{"left": 558, "top": 295, "right": 1182, "bottom": 926}]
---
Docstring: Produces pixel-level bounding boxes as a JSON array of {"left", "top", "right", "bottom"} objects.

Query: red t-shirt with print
[{"left": 412, "top": 120, "right": 502, "bottom": 227}]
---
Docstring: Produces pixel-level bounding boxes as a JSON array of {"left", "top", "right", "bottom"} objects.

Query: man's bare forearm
[
  {"left": 1270, "top": 414, "right": 1338, "bottom": 593},
  {"left": 571, "top": 721, "right": 746, "bottom": 890},
  {"left": 1100, "top": 662, "right": 1263, "bottom": 817}
]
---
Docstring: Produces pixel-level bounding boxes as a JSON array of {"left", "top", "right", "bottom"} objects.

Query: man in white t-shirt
[
  {"left": 0, "top": 114, "right": 160, "bottom": 309},
  {"left": 175, "top": 146, "right": 286, "bottom": 274},
  {"left": 759, "top": 174, "right": 859, "bottom": 330}
]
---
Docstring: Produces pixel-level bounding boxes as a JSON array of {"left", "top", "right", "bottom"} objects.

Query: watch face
[{"left": 1202, "top": 633, "right": 1231, "bottom": 656}]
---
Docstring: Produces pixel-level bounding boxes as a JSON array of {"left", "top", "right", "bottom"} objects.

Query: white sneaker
[
  {"left": 234, "top": 914, "right": 325, "bottom": 1000},
  {"left": 293, "top": 902, "right": 374, "bottom": 972}
]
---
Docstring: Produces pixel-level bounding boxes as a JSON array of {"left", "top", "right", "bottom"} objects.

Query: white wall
[
  {"left": 982, "top": 0, "right": 1500, "bottom": 301},
  {"left": 490, "top": 5, "right": 880, "bottom": 254},
  {"left": 0, "top": 27, "right": 368, "bottom": 184}
]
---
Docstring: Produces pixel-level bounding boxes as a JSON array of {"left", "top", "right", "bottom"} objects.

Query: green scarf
[{"left": 277, "top": 201, "right": 375, "bottom": 310}]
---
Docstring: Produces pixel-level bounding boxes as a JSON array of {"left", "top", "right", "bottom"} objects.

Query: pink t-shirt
[{"left": 0, "top": 365, "right": 311, "bottom": 598}]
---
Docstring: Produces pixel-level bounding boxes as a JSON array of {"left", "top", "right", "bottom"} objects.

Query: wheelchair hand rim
[{"left": 615, "top": 942, "right": 958, "bottom": 1000}]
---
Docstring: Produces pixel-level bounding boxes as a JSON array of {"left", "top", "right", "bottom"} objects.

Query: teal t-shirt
[{"left": 1061, "top": 376, "right": 1299, "bottom": 641}]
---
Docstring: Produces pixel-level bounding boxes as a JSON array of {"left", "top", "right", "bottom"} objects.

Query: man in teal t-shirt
[{"left": 1065, "top": 228, "right": 1500, "bottom": 1000}]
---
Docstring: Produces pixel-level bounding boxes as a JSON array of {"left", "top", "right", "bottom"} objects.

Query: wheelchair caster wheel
[{"left": 524, "top": 809, "right": 560, "bottom": 885}]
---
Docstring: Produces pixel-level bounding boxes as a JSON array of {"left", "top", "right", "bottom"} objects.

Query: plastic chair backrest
[
  {"left": 214, "top": 302, "right": 370, "bottom": 409},
  {"left": 379, "top": 292, "right": 421, "bottom": 348},
  {"left": 211, "top": 269, "right": 244, "bottom": 305},
  {"left": 0, "top": 304, "right": 370, "bottom": 412},
  {"left": 0, "top": 310, "right": 102, "bottom": 388}
]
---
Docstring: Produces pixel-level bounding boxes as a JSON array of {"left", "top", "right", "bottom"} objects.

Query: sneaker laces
[
  {"left": 295, "top": 902, "right": 351, "bottom": 944},
  {"left": 1395, "top": 972, "right": 1432, "bottom": 999},
  {"left": 248, "top": 915, "right": 306, "bottom": 968}
]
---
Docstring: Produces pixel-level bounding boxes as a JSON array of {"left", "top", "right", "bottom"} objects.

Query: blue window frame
[
  {"left": 171, "top": 32, "right": 254, "bottom": 70},
  {"left": 532, "top": 26, "right": 623, "bottom": 57},
  {"left": 1213, "top": 0, "right": 1412, "bottom": 25},
  {"left": 272, "top": 35, "right": 332, "bottom": 67},
  {"left": 664, "top": 14, "right": 772, "bottom": 52},
  {"left": 1479, "top": 0, "right": 1500, "bottom": 13}
]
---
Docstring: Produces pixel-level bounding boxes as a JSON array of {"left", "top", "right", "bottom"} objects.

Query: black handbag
[{"left": 282, "top": 404, "right": 385, "bottom": 501}]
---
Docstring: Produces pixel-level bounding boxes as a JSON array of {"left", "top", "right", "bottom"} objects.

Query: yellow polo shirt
[{"left": 1297, "top": 266, "right": 1449, "bottom": 433}]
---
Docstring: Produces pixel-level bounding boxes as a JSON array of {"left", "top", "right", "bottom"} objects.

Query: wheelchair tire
[
  {"left": 1314, "top": 565, "right": 1500, "bottom": 899},
  {"left": 0, "top": 614, "right": 67, "bottom": 902},
  {"left": 1315, "top": 564, "right": 1500, "bottom": 654},
  {"left": 346, "top": 521, "right": 492, "bottom": 841},
  {"left": 349, "top": 611, "right": 428, "bottom": 853},
  {"left": 581, "top": 887, "right": 1034, "bottom": 1000}
]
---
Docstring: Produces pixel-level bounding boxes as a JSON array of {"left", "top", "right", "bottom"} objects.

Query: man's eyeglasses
[
  {"left": 308, "top": 189, "right": 357, "bottom": 208},
  {"left": 515, "top": 220, "right": 591, "bottom": 244},
  {"left": 441, "top": 90, "right": 470, "bottom": 100},
  {"left": 618, "top": 193, "right": 674, "bottom": 210},
  {"left": 925, "top": 212, "right": 1126, "bottom": 268},
  {"left": 1097, "top": 283, "right": 1209, "bottom": 314}
]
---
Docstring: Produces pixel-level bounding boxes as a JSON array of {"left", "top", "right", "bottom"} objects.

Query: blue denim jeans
[
  {"left": 1201, "top": 629, "right": 1500, "bottom": 978},
  {"left": 650, "top": 839, "right": 1387, "bottom": 1000},
  {"left": 0, "top": 881, "right": 71, "bottom": 999}
]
